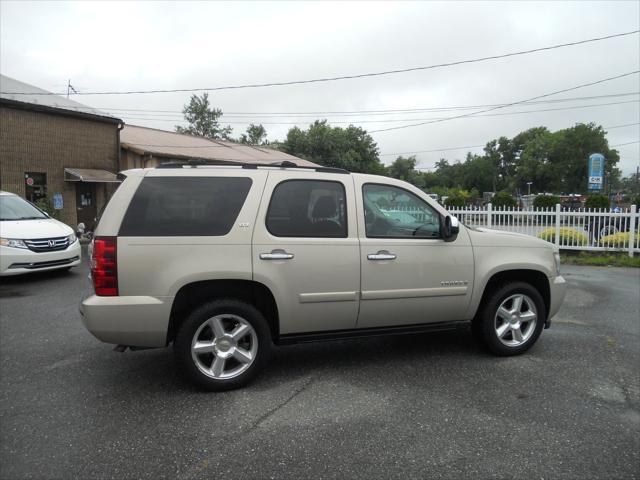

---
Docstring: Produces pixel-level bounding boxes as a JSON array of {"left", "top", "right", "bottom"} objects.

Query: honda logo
[{"left": 48, "top": 240, "right": 55, "bottom": 247}]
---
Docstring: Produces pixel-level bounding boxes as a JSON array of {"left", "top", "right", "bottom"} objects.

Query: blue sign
[
  {"left": 53, "top": 192, "right": 64, "bottom": 210},
  {"left": 588, "top": 153, "right": 605, "bottom": 191}
]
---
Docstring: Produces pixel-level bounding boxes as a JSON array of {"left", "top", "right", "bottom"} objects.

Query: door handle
[
  {"left": 260, "top": 249, "right": 294, "bottom": 260},
  {"left": 367, "top": 250, "right": 397, "bottom": 261}
]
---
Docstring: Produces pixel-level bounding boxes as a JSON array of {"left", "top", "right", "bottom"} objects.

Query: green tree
[
  {"left": 387, "top": 156, "right": 424, "bottom": 187},
  {"left": 279, "top": 120, "right": 384, "bottom": 174},
  {"left": 240, "top": 124, "right": 268, "bottom": 145},
  {"left": 548, "top": 123, "right": 620, "bottom": 194},
  {"left": 176, "top": 93, "right": 232, "bottom": 139}
]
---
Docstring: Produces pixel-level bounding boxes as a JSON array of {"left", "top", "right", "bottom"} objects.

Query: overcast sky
[{"left": 1, "top": 1, "right": 639, "bottom": 174}]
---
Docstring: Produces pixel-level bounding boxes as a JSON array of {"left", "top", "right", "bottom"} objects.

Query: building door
[
  {"left": 75, "top": 183, "right": 97, "bottom": 230},
  {"left": 25, "top": 172, "right": 47, "bottom": 203}
]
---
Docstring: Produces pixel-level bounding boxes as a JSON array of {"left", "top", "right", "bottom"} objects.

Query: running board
[{"left": 276, "top": 320, "right": 470, "bottom": 345}]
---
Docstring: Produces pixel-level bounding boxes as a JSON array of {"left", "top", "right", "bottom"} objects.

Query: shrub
[
  {"left": 584, "top": 194, "right": 609, "bottom": 210},
  {"left": 533, "top": 195, "right": 559, "bottom": 209},
  {"left": 632, "top": 194, "right": 640, "bottom": 207},
  {"left": 599, "top": 231, "right": 640, "bottom": 248},
  {"left": 537, "top": 227, "right": 589, "bottom": 246},
  {"left": 491, "top": 191, "right": 517, "bottom": 208},
  {"left": 35, "top": 197, "right": 61, "bottom": 220},
  {"left": 444, "top": 194, "right": 466, "bottom": 208}
]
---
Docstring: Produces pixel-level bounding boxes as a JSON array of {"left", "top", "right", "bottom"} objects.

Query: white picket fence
[{"left": 394, "top": 204, "right": 639, "bottom": 257}]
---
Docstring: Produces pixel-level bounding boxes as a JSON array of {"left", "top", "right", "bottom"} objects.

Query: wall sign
[{"left": 53, "top": 193, "right": 64, "bottom": 210}]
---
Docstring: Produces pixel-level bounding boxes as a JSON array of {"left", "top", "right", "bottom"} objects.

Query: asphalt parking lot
[{"left": 1, "top": 252, "right": 639, "bottom": 480}]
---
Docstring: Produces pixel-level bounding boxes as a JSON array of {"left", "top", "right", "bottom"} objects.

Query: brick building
[{"left": 0, "top": 75, "right": 122, "bottom": 229}]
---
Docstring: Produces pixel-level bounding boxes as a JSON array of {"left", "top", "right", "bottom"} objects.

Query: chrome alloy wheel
[
  {"left": 494, "top": 294, "right": 538, "bottom": 347},
  {"left": 191, "top": 314, "right": 258, "bottom": 379}
]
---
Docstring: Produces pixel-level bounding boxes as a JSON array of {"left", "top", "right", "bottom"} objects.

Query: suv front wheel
[
  {"left": 474, "top": 282, "right": 546, "bottom": 356},
  {"left": 174, "top": 299, "right": 271, "bottom": 391}
]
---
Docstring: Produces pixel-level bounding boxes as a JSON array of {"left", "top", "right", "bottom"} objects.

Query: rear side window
[
  {"left": 266, "top": 180, "right": 347, "bottom": 238},
  {"left": 119, "top": 177, "right": 252, "bottom": 236}
]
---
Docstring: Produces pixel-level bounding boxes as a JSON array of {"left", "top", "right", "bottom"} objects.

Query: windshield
[{"left": 0, "top": 195, "right": 48, "bottom": 221}]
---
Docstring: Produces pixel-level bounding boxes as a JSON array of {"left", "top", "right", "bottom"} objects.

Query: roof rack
[{"left": 155, "top": 159, "right": 350, "bottom": 174}]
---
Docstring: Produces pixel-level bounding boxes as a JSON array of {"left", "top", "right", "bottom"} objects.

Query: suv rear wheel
[
  {"left": 474, "top": 282, "right": 546, "bottom": 356},
  {"left": 174, "top": 299, "right": 271, "bottom": 391}
]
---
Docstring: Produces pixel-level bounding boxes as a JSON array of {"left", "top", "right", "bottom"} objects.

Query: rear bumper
[
  {"left": 0, "top": 242, "right": 82, "bottom": 276},
  {"left": 546, "top": 275, "right": 567, "bottom": 327},
  {"left": 79, "top": 294, "right": 173, "bottom": 347}
]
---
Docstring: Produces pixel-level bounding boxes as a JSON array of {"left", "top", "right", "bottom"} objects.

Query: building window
[{"left": 24, "top": 172, "right": 47, "bottom": 203}]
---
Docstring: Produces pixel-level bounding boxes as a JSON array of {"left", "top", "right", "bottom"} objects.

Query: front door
[
  {"left": 75, "top": 183, "right": 97, "bottom": 230},
  {"left": 355, "top": 179, "right": 474, "bottom": 329},
  {"left": 252, "top": 171, "right": 360, "bottom": 335}
]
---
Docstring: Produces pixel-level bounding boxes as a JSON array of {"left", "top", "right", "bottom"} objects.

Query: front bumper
[
  {"left": 80, "top": 293, "right": 173, "bottom": 347},
  {"left": 0, "top": 241, "right": 82, "bottom": 276},
  {"left": 546, "top": 275, "right": 567, "bottom": 327}
]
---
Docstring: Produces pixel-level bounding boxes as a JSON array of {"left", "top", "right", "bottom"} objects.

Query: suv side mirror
[{"left": 441, "top": 215, "right": 460, "bottom": 242}]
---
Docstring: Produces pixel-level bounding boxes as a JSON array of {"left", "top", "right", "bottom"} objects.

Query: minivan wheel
[
  {"left": 174, "top": 299, "right": 271, "bottom": 391},
  {"left": 474, "top": 282, "right": 546, "bottom": 356}
]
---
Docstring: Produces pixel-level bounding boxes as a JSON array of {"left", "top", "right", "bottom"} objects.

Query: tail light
[{"left": 92, "top": 236, "right": 118, "bottom": 296}]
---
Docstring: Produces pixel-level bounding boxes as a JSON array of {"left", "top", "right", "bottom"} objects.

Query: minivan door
[
  {"left": 354, "top": 178, "right": 474, "bottom": 329},
  {"left": 252, "top": 171, "right": 360, "bottom": 336}
]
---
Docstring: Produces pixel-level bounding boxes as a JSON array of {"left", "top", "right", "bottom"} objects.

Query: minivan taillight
[{"left": 92, "top": 236, "right": 118, "bottom": 296}]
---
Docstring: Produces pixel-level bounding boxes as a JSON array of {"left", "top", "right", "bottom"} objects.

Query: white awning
[{"left": 64, "top": 168, "right": 120, "bottom": 183}]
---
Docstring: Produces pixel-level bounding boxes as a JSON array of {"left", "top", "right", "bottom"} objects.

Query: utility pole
[{"left": 67, "top": 80, "right": 77, "bottom": 98}]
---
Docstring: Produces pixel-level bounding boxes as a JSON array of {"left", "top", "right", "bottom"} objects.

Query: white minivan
[{"left": 0, "top": 191, "right": 81, "bottom": 276}]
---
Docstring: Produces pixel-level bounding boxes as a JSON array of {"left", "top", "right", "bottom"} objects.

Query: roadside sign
[
  {"left": 588, "top": 153, "right": 605, "bottom": 191},
  {"left": 53, "top": 192, "right": 63, "bottom": 210},
  {"left": 25, "top": 177, "right": 34, "bottom": 186}
]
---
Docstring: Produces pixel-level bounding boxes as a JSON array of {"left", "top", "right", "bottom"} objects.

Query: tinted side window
[
  {"left": 266, "top": 180, "right": 347, "bottom": 238},
  {"left": 362, "top": 183, "right": 441, "bottom": 239},
  {"left": 119, "top": 177, "right": 252, "bottom": 236}
]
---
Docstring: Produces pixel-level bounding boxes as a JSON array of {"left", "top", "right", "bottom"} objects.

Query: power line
[
  {"left": 368, "top": 70, "right": 640, "bottom": 133},
  {"left": 2, "top": 30, "right": 638, "bottom": 96},
  {"left": 611, "top": 140, "right": 640, "bottom": 147},
  {"left": 604, "top": 122, "right": 640, "bottom": 129},
  {"left": 72, "top": 91, "right": 640, "bottom": 116},
  {"left": 117, "top": 98, "right": 638, "bottom": 125}
]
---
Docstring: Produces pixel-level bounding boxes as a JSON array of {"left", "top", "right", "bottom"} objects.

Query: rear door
[{"left": 252, "top": 170, "right": 360, "bottom": 335}]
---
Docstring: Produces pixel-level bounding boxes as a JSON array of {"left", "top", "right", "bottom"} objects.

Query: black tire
[
  {"left": 474, "top": 282, "right": 546, "bottom": 356},
  {"left": 174, "top": 299, "right": 271, "bottom": 391}
]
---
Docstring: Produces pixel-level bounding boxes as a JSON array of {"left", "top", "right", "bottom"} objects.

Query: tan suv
[{"left": 80, "top": 161, "right": 566, "bottom": 390}]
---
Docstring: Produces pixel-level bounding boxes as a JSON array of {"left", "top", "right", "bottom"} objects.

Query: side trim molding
[
  {"left": 361, "top": 286, "right": 467, "bottom": 300},
  {"left": 298, "top": 291, "right": 358, "bottom": 303}
]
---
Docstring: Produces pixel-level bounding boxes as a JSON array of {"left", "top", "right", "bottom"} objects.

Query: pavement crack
[{"left": 251, "top": 376, "right": 314, "bottom": 430}]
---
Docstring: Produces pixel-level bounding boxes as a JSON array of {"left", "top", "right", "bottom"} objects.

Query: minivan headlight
[
  {"left": 0, "top": 238, "right": 28, "bottom": 249},
  {"left": 553, "top": 252, "right": 561, "bottom": 276},
  {"left": 68, "top": 233, "right": 77, "bottom": 244}
]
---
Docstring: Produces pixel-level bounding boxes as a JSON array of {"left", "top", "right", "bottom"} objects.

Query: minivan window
[
  {"left": 0, "top": 195, "right": 48, "bottom": 221},
  {"left": 266, "top": 180, "right": 347, "bottom": 238},
  {"left": 119, "top": 177, "right": 252, "bottom": 236}
]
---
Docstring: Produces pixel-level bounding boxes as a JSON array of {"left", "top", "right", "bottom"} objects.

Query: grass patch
[{"left": 560, "top": 251, "right": 640, "bottom": 268}]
